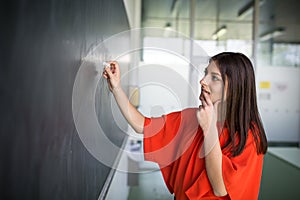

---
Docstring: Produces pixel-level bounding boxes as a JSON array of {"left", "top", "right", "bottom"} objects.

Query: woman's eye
[{"left": 212, "top": 76, "right": 219, "bottom": 81}]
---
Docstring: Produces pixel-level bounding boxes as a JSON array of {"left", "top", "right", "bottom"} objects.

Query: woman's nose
[{"left": 200, "top": 78, "right": 207, "bottom": 86}]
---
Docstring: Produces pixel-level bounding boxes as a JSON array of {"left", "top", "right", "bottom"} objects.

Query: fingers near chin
[{"left": 198, "top": 105, "right": 205, "bottom": 112}]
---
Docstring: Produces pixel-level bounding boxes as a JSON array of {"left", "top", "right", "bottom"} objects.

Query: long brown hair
[{"left": 210, "top": 52, "right": 268, "bottom": 156}]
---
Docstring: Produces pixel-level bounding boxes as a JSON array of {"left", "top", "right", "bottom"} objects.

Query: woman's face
[{"left": 199, "top": 61, "right": 226, "bottom": 104}]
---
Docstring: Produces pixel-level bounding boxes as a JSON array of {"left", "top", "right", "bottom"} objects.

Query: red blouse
[{"left": 143, "top": 108, "right": 264, "bottom": 200}]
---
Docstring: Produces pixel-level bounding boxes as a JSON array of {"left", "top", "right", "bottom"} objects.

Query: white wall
[
  {"left": 257, "top": 66, "right": 300, "bottom": 142},
  {"left": 138, "top": 37, "right": 208, "bottom": 116}
]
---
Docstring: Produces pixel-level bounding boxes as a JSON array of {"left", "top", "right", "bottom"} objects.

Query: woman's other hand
[{"left": 197, "top": 91, "right": 220, "bottom": 135}]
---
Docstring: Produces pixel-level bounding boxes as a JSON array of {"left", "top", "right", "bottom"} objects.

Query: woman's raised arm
[{"left": 102, "top": 61, "right": 145, "bottom": 134}]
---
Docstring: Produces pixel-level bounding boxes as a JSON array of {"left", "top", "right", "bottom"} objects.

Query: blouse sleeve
[
  {"left": 222, "top": 132, "right": 264, "bottom": 200},
  {"left": 143, "top": 108, "right": 199, "bottom": 167},
  {"left": 143, "top": 110, "right": 182, "bottom": 167},
  {"left": 143, "top": 108, "right": 199, "bottom": 195}
]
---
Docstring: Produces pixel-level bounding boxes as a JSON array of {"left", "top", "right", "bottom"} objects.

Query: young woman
[{"left": 103, "top": 52, "right": 268, "bottom": 200}]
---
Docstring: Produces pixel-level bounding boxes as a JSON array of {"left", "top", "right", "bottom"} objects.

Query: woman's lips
[
  {"left": 199, "top": 88, "right": 211, "bottom": 101},
  {"left": 202, "top": 89, "right": 210, "bottom": 95},
  {"left": 201, "top": 87, "right": 211, "bottom": 95}
]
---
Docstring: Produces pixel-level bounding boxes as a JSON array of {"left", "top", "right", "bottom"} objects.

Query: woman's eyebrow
[{"left": 211, "top": 72, "right": 222, "bottom": 77}]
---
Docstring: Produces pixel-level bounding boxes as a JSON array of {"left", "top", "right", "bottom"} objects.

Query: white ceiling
[{"left": 141, "top": 0, "right": 300, "bottom": 43}]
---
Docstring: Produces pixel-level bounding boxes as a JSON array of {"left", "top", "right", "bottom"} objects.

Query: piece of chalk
[{"left": 103, "top": 62, "right": 110, "bottom": 67}]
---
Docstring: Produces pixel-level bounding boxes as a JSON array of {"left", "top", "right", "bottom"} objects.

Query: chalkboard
[{"left": 0, "top": 0, "right": 130, "bottom": 199}]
